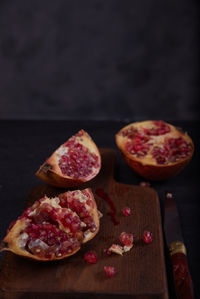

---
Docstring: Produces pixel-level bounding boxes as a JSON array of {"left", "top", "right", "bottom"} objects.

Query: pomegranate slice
[
  {"left": 36, "top": 129, "right": 101, "bottom": 188},
  {"left": 116, "top": 120, "right": 194, "bottom": 181},
  {"left": 0, "top": 188, "right": 100, "bottom": 261}
]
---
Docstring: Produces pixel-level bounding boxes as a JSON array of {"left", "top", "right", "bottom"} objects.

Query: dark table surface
[{"left": 0, "top": 120, "right": 199, "bottom": 298}]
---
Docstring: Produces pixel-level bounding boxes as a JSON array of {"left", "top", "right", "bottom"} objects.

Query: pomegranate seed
[
  {"left": 166, "top": 192, "right": 173, "bottom": 199},
  {"left": 119, "top": 232, "right": 134, "bottom": 246},
  {"left": 104, "top": 266, "right": 117, "bottom": 278},
  {"left": 59, "top": 191, "right": 96, "bottom": 232},
  {"left": 84, "top": 251, "right": 98, "bottom": 264},
  {"left": 143, "top": 231, "right": 153, "bottom": 244},
  {"left": 123, "top": 207, "right": 131, "bottom": 216}
]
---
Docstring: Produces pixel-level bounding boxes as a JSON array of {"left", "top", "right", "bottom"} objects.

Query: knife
[{"left": 164, "top": 195, "right": 194, "bottom": 299}]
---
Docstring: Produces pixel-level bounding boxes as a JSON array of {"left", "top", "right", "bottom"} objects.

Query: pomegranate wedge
[
  {"left": 116, "top": 120, "right": 194, "bottom": 181},
  {"left": 0, "top": 188, "right": 100, "bottom": 261},
  {"left": 36, "top": 129, "right": 101, "bottom": 188}
]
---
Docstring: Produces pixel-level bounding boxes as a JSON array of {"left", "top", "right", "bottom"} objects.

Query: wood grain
[{"left": 0, "top": 148, "right": 168, "bottom": 299}]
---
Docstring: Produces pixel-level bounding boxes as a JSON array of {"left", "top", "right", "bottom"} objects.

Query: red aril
[
  {"left": 119, "top": 232, "right": 134, "bottom": 247},
  {"left": 116, "top": 120, "right": 194, "bottom": 181},
  {"left": 36, "top": 130, "right": 101, "bottom": 188},
  {"left": 84, "top": 252, "right": 98, "bottom": 264},
  {"left": 123, "top": 207, "right": 131, "bottom": 216},
  {"left": 143, "top": 231, "right": 153, "bottom": 244},
  {"left": 104, "top": 266, "right": 117, "bottom": 278}
]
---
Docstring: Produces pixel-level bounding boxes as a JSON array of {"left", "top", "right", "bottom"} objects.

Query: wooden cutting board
[{"left": 0, "top": 148, "right": 168, "bottom": 299}]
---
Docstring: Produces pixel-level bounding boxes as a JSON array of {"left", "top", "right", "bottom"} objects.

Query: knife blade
[{"left": 164, "top": 195, "right": 194, "bottom": 299}]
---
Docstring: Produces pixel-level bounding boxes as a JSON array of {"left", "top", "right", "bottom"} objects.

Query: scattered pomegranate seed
[
  {"left": 104, "top": 266, "right": 117, "bottom": 278},
  {"left": 84, "top": 251, "right": 98, "bottom": 264},
  {"left": 143, "top": 231, "right": 153, "bottom": 244},
  {"left": 103, "top": 248, "right": 112, "bottom": 256},
  {"left": 123, "top": 206, "right": 131, "bottom": 216},
  {"left": 119, "top": 232, "right": 134, "bottom": 246},
  {"left": 166, "top": 192, "right": 173, "bottom": 199},
  {"left": 139, "top": 181, "right": 150, "bottom": 187}
]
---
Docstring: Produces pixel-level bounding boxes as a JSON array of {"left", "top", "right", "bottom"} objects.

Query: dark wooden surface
[{"left": 0, "top": 148, "right": 168, "bottom": 299}]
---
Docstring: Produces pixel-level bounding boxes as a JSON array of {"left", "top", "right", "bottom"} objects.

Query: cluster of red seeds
[
  {"left": 27, "top": 202, "right": 82, "bottom": 238},
  {"left": 24, "top": 223, "right": 79, "bottom": 259},
  {"left": 122, "top": 121, "right": 192, "bottom": 163},
  {"left": 143, "top": 121, "right": 171, "bottom": 136},
  {"left": 152, "top": 137, "right": 192, "bottom": 164},
  {"left": 20, "top": 204, "right": 83, "bottom": 258},
  {"left": 16, "top": 190, "right": 97, "bottom": 259},
  {"left": 58, "top": 133, "right": 99, "bottom": 178},
  {"left": 59, "top": 191, "right": 97, "bottom": 233}
]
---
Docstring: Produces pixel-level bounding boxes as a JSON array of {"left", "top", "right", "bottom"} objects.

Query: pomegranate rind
[
  {"left": 0, "top": 188, "right": 100, "bottom": 261},
  {"left": 36, "top": 129, "right": 101, "bottom": 188},
  {"left": 116, "top": 121, "right": 194, "bottom": 181}
]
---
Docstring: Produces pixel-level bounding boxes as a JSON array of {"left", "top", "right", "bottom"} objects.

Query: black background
[{"left": 0, "top": 0, "right": 199, "bottom": 121}]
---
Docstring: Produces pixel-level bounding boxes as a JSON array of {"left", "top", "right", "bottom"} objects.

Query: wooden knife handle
[{"left": 170, "top": 242, "right": 194, "bottom": 299}]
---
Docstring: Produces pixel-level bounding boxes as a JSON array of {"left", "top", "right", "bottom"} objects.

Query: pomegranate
[
  {"left": 116, "top": 120, "right": 194, "bottom": 181},
  {"left": 0, "top": 188, "right": 101, "bottom": 261},
  {"left": 36, "top": 130, "right": 101, "bottom": 188}
]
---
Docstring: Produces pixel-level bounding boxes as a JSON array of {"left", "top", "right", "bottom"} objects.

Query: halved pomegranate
[
  {"left": 116, "top": 120, "right": 194, "bottom": 181},
  {"left": 0, "top": 188, "right": 100, "bottom": 261},
  {"left": 36, "top": 130, "right": 101, "bottom": 188}
]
